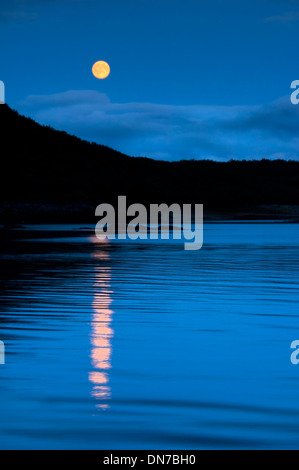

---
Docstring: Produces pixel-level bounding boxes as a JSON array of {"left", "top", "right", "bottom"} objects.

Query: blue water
[{"left": 0, "top": 223, "right": 299, "bottom": 449}]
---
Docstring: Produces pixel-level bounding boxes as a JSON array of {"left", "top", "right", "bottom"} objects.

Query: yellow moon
[{"left": 92, "top": 61, "right": 110, "bottom": 79}]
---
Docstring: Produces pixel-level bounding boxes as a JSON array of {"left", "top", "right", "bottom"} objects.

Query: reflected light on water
[{"left": 89, "top": 248, "right": 113, "bottom": 410}]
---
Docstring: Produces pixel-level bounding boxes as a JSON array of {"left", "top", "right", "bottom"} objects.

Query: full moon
[{"left": 92, "top": 61, "right": 110, "bottom": 79}]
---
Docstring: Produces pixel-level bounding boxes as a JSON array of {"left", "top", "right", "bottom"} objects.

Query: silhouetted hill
[{"left": 1, "top": 104, "right": 299, "bottom": 222}]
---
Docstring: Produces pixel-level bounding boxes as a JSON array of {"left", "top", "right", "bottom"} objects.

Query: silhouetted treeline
[{"left": 1, "top": 105, "right": 299, "bottom": 222}]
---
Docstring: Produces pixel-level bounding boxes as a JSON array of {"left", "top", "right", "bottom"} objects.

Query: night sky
[{"left": 1, "top": 0, "right": 299, "bottom": 160}]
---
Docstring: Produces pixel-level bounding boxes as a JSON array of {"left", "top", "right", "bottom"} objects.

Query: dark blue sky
[{"left": 1, "top": 0, "right": 299, "bottom": 160}]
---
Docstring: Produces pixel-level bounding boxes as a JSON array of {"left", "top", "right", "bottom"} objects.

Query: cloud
[
  {"left": 264, "top": 11, "right": 299, "bottom": 23},
  {"left": 17, "top": 90, "right": 299, "bottom": 161},
  {"left": 0, "top": 11, "right": 38, "bottom": 23},
  {"left": 0, "top": 0, "right": 88, "bottom": 23}
]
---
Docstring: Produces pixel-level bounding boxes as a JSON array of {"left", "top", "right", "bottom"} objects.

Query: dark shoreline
[
  {"left": 2, "top": 106, "right": 299, "bottom": 227},
  {"left": 1, "top": 202, "right": 299, "bottom": 226}
]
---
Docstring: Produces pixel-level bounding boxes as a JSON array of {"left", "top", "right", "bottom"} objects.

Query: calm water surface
[{"left": 0, "top": 223, "right": 299, "bottom": 449}]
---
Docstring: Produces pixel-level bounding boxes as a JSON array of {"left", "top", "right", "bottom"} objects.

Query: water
[{"left": 0, "top": 223, "right": 299, "bottom": 450}]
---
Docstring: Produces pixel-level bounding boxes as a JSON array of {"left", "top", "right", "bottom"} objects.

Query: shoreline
[{"left": 1, "top": 203, "right": 299, "bottom": 226}]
